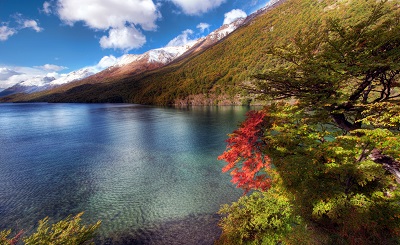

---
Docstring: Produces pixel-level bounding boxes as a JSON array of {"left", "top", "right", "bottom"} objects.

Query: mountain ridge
[
  {"left": 2, "top": 0, "right": 366, "bottom": 105},
  {"left": 0, "top": 14, "right": 250, "bottom": 98}
]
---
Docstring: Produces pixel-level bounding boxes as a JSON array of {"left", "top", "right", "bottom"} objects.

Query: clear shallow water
[{"left": 0, "top": 103, "right": 252, "bottom": 244}]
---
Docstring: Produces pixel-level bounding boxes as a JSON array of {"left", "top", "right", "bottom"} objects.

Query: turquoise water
[{"left": 0, "top": 103, "right": 251, "bottom": 244}]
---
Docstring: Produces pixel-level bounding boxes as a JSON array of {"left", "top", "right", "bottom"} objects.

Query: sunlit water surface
[{"left": 0, "top": 103, "right": 253, "bottom": 244}]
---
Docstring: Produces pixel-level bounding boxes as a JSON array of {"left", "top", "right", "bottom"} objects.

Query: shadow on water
[{"left": 98, "top": 213, "right": 222, "bottom": 245}]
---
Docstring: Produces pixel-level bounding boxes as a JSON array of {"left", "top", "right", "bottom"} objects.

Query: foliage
[
  {"left": 0, "top": 230, "right": 23, "bottom": 245},
  {"left": 0, "top": 213, "right": 100, "bottom": 245},
  {"left": 218, "top": 0, "right": 400, "bottom": 244},
  {"left": 216, "top": 187, "right": 300, "bottom": 245},
  {"left": 218, "top": 110, "right": 271, "bottom": 192},
  {"left": 263, "top": 104, "right": 400, "bottom": 244}
]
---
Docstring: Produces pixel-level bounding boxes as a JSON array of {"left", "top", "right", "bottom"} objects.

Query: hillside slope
[{"left": 5, "top": 0, "right": 377, "bottom": 105}]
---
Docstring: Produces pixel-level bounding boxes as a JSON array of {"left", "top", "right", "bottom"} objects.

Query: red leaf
[{"left": 218, "top": 110, "right": 271, "bottom": 192}]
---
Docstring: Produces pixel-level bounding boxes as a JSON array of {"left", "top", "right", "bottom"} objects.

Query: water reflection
[{"left": 0, "top": 104, "right": 254, "bottom": 244}]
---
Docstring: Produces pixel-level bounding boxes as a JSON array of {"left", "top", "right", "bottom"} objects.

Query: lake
[{"left": 0, "top": 103, "right": 253, "bottom": 244}]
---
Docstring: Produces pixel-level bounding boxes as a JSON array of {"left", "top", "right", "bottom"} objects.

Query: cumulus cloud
[
  {"left": 57, "top": 0, "right": 160, "bottom": 30},
  {"left": 0, "top": 68, "right": 21, "bottom": 80},
  {"left": 0, "top": 66, "right": 50, "bottom": 89},
  {"left": 100, "top": 26, "right": 146, "bottom": 51},
  {"left": 170, "top": 0, "right": 226, "bottom": 15},
  {"left": 34, "top": 64, "right": 68, "bottom": 72},
  {"left": 0, "top": 25, "right": 16, "bottom": 41},
  {"left": 96, "top": 55, "right": 118, "bottom": 70},
  {"left": 54, "top": 0, "right": 160, "bottom": 51},
  {"left": 196, "top": 22, "right": 210, "bottom": 33},
  {"left": 223, "top": 9, "right": 247, "bottom": 25},
  {"left": 166, "top": 29, "right": 197, "bottom": 47}
]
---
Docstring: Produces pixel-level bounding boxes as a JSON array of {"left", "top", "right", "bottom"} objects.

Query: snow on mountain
[
  {"left": 50, "top": 67, "right": 96, "bottom": 86},
  {"left": 112, "top": 43, "right": 196, "bottom": 68},
  {"left": 0, "top": 76, "right": 56, "bottom": 96},
  {"left": 0, "top": 17, "right": 247, "bottom": 98},
  {"left": 0, "top": 67, "right": 96, "bottom": 97},
  {"left": 207, "top": 17, "right": 245, "bottom": 41},
  {"left": 19, "top": 75, "right": 56, "bottom": 87}
]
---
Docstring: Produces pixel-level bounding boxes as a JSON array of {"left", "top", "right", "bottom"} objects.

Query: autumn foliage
[{"left": 218, "top": 110, "right": 271, "bottom": 192}]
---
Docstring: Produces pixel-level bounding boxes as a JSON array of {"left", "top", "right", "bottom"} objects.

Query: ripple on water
[
  {"left": 98, "top": 213, "right": 222, "bottom": 245},
  {"left": 0, "top": 104, "right": 252, "bottom": 244}
]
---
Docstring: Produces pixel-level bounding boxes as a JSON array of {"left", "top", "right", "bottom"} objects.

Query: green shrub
[{"left": 1, "top": 213, "right": 100, "bottom": 245}]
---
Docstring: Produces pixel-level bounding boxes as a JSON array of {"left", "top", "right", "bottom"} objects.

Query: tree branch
[
  {"left": 370, "top": 148, "right": 400, "bottom": 184},
  {"left": 330, "top": 113, "right": 361, "bottom": 131}
]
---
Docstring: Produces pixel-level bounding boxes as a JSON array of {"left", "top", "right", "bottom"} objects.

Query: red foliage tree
[{"left": 218, "top": 110, "right": 271, "bottom": 193}]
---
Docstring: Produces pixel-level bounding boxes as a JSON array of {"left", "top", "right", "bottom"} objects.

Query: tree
[
  {"left": 218, "top": 1, "right": 400, "bottom": 244},
  {"left": 1, "top": 213, "right": 100, "bottom": 245},
  {"left": 218, "top": 110, "right": 272, "bottom": 193}
]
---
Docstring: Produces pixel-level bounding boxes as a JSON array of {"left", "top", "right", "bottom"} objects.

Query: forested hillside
[{"left": 3, "top": 0, "right": 383, "bottom": 105}]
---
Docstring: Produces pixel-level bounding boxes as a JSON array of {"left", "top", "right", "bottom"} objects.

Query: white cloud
[
  {"left": 54, "top": 0, "right": 160, "bottom": 51},
  {"left": 223, "top": 9, "right": 247, "bottom": 25},
  {"left": 166, "top": 29, "right": 197, "bottom": 47},
  {"left": 14, "top": 14, "right": 44, "bottom": 32},
  {"left": 35, "top": 64, "right": 68, "bottom": 71},
  {"left": 170, "top": 0, "right": 226, "bottom": 15},
  {"left": 0, "top": 68, "right": 21, "bottom": 80},
  {"left": 21, "top": 20, "right": 43, "bottom": 32},
  {"left": 0, "top": 66, "right": 50, "bottom": 89},
  {"left": 100, "top": 26, "right": 146, "bottom": 51},
  {"left": 56, "top": 0, "right": 160, "bottom": 30},
  {"left": 0, "top": 14, "right": 43, "bottom": 41},
  {"left": 43, "top": 1, "right": 52, "bottom": 14},
  {"left": 196, "top": 22, "right": 210, "bottom": 33},
  {"left": 0, "top": 25, "right": 16, "bottom": 41},
  {"left": 46, "top": 71, "right": 60, "bottom": 77},
  {"left": 0, "top": 56, "right": 120, "bottom": 90},
  {"left": 96, "top": 55, "right": 118, "bottom": 70}
]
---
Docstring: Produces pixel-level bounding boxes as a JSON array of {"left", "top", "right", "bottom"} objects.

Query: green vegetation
[
  {"left": 217, "top": 187, "right": 300, "bottom": 245},
  {"left": 4, "top": 0, "right": 387, "bottom": 105},
  {"left": 1, "top": 213, "right": 101, "bottom": 245},
  {"left": 218, "top": 0, "right": 400, "bottom": 244}
]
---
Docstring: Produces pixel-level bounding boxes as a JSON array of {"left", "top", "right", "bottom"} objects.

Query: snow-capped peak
[
  {"left": 208, "top": 17, "right": 245, "bottom": 41},
  {"left": 19, "top": 75, "right": 56, "bottom": 87},
  {"left": 112, "top": 42, "right": 197, "bottom": 68},
  {"left": 49, "top": 67, "right": 96, "bottom": 86}
]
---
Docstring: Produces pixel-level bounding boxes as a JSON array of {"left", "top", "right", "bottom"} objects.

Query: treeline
[{"left": 5, "top": 0, "right": 367, "bottom": 105}]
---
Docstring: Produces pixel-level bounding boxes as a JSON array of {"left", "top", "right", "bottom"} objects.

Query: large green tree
[{"left": 218, "top": 1, "right": 400, "bottom": 244}]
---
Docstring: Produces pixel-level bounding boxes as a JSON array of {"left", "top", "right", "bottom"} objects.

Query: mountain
[
  {"left": 0, "top": 76, "right": 56, "bottom": 97},
  {"left": 0, "top": 14, "right": 249, "bottom": 102},
  {"left": 2, "top": 0, "right": 374, "bottom": 105},
  {"left": 0, "top": 44, "right": 194, "bottom": 98},
  {"left": 174, "top": 17, "right": 246, "bottom": 61},
  {"left": 83, "top": 44, "right": 197, "bottom": 84},
  {"left": 49, "top": 67, "right": 96, "bottom": 86},
  {"left": 0, "top": 68, "right": 96, "bottom": 97}
]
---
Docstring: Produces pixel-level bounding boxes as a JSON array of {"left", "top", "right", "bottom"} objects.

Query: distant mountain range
[
  {"left": 0, "top": 14, "right": 247, "bottom": 98},
  {"left": 0, "top": 68, "right": 96, "bottom": 97},
  {"left": 2, "top": 0, "right": 368, "bottom": 105}
]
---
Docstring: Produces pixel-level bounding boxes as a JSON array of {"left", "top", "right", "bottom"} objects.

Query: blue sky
[{"left": 0, "top": 0, "right": 270, "bottom": 90}]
